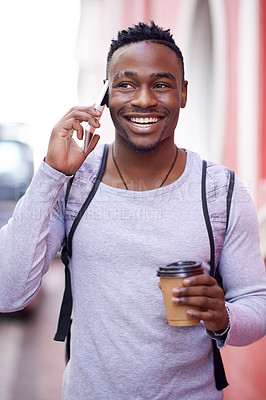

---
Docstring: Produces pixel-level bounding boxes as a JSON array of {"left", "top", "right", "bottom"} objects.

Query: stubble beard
[{"left": 122, "top": 126, "right": 168, "bottom": 154}]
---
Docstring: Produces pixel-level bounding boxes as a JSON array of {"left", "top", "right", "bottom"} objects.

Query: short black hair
[{"left": 106, "top": 21, "right": 185, "bottom": 81}]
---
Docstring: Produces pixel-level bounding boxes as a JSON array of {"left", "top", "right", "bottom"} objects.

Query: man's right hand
[{"left": 45, "top": 106, "right": 102, "bottom": 176}]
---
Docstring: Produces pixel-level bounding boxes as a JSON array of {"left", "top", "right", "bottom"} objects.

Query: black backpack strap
[
  {"left": 226, "top": 170, "right": 235, "bottom": 231},
  {"left": 201, "top": 160, "right": 216, "bottom": 277},
  {"left": 54, "top": 144, "right": 109, "bottom": 346},
  {"left": 215, "top": 169, "right": 235, "bottom": 288},
  {"left": 201, "top": 160, "right": 235, "bottom": 391},
  {"left": 211, "top": 340, "right": 228, "bottom": 391},
  {"left": 201, "top": 161, "right": 235, "bottom": 280},
  {"left": 67, "top": 144, "right": 109, "bottom": 258},
  {"left": 65, "top": 175, "right": 75, "bottom": 207}
]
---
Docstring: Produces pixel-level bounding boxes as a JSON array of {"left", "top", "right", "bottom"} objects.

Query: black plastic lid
[{"left": 157, "top": 261, "right": 203, "bottom": 278}]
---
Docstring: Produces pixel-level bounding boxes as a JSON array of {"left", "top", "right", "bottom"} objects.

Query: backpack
[{"left": 54, "top": 144, "right": 235, "bottom": 391}]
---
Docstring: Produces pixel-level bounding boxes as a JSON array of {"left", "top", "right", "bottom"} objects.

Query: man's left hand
[{"left": 172, "top": 274, "right": 229, "bottom": 332}]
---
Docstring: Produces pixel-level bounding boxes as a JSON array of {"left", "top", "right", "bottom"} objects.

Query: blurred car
[
  {"left": 0, "top": 139, "right": 34, "bottom": 200},
  {"left": 0, "top": 139, "right": 39, "bottom": 319},
  {"left": 0, "top": 139, "right": 34, "bottom": 227}
]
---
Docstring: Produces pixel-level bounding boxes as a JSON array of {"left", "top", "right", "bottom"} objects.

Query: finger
[
  {"left": 73, "top": 121, "right": 84, "bottom": 140},
  {"left": 85, "top": 134, "right": 100, "bottom": 155},
  {"left": 80, "top": 129, "right": 93, "bottom": 144},
  {"left": 77, "top": 117, "right": 102, "bottom": 141},
  {"left": 186, "top": 308, "right": 217, "bottom": 321},
  {"left": 63, "top": 106, "right": 102, "bottom": 117},
  {"left": 60, "top": 107, "right": 102, "bottom": 126},
  {"left": 187, "top": 307, "right": 229, "bottom": 332},
  {"left": 172, "top": 294, "right": 222, "bottom": 311},
  {"left": 172, "top": 284, "right": 224, "bottom": 300},
  {"left": 76, "top": 124, "right": 87, "bottom": 141},
  {"left": 182, "top": 274, "right": 216, "bottom": 287},
  {"left": 55, "top": 119, "right": 84, "bottom": 139}
]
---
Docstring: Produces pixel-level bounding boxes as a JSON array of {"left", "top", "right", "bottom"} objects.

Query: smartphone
[{"left": 82, "top": 80, "right": 109, "bottom": 153}]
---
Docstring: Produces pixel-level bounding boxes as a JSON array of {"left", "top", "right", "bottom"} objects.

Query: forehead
[{"left": 108, "top": 41, "right": 182, "bottom": 80}]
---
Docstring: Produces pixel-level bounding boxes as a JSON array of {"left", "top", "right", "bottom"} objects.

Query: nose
[{"left": 130, "top": 85, "right": 158, "bottom": 108}]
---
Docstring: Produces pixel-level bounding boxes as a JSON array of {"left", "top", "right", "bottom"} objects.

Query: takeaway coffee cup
[{"left": 157, "top": 261, "right": 204, "bottom": 326}]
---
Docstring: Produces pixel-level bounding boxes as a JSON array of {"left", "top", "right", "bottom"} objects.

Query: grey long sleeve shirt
[{"left": 1, "top": 145, "right": 266, "bottom": 399}]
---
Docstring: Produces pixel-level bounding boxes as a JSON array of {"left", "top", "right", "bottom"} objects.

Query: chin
[
  {"left": 126, "top": 139, "right": 162, "bottom": 154},
  {"left": 124, "top": 130, "right": 168, "bottom": 153}
]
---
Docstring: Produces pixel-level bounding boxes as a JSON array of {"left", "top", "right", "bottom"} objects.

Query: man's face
[{"left": 107, "top": 41, "right": 187, "bottom": 152}]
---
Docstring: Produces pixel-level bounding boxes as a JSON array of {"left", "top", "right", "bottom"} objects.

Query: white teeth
[{"left": 130, "top": 117, "right": 159, "bottom": 124}]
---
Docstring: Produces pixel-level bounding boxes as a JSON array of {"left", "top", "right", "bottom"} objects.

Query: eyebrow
[
  {"left": 113, "top": 71, "right": 137, "bottom": 82},
  {"left": 112, "top": 71, "right": 176, "bottom": 82},
  {"left": 150, "top": 72, "right": 176, "bottom": 80}
]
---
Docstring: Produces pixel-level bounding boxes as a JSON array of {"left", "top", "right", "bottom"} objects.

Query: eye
[
  {"left": 118, "top": 82, "right": 134, "bottom": 89},
  {"left": 153, "top": 82, "right": 170, "bottom": 89}
]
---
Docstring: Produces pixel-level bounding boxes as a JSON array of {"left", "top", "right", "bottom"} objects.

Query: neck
[
  {"left": 103, "top": 136, "right": 186, "bottom": 191},
  {"left": 115, "top": 134, "right": 175, "bottom": 167}
]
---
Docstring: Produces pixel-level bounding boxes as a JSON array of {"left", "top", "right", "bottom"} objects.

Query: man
[{"left": 0, "top": 22, "right": 266, "bottom": 399}]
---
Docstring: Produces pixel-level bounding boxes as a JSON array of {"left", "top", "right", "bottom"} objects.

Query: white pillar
[{"left": 237, "top": 0, "right": 259, "bottom": 201}]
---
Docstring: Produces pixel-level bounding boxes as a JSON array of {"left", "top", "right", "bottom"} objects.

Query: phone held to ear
[{"left": 82, "top": 80, "right": 109, "bottom": 153}]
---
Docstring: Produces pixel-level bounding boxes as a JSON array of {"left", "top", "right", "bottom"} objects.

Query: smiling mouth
[{"left": 127, "top": 116, "right": 162, "bottom": 127}]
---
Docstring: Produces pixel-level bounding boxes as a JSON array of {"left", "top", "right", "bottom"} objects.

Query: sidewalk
[{"left": 0, "top": 258, "right": 65, "bottom": 400}]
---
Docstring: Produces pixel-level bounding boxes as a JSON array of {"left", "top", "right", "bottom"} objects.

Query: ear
[{"left": 181, "top": 80, "right": 188, "bottom": 108}]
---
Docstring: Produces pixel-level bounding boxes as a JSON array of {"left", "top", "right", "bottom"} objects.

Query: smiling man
[
  {"left": 0, "top": 22, "right": 266, "bottom": 400},
  {"left": 108, "top": 41, "right": 187, "bottom": 152},
  {"left": 103, "top": 38, "right": 188, "bottom": 191}
]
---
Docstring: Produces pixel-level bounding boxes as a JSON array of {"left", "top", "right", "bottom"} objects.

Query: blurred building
[{"left": 75, "top": 1, "right": 266, "bottom": 399}]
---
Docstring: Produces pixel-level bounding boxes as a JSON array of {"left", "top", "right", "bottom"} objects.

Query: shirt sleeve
[
  {"left": 218, "top": 175, "right": 266, "bottom": 347},
  {"left": 0, "top": 161, "right": 71, "bottom": 312}
]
